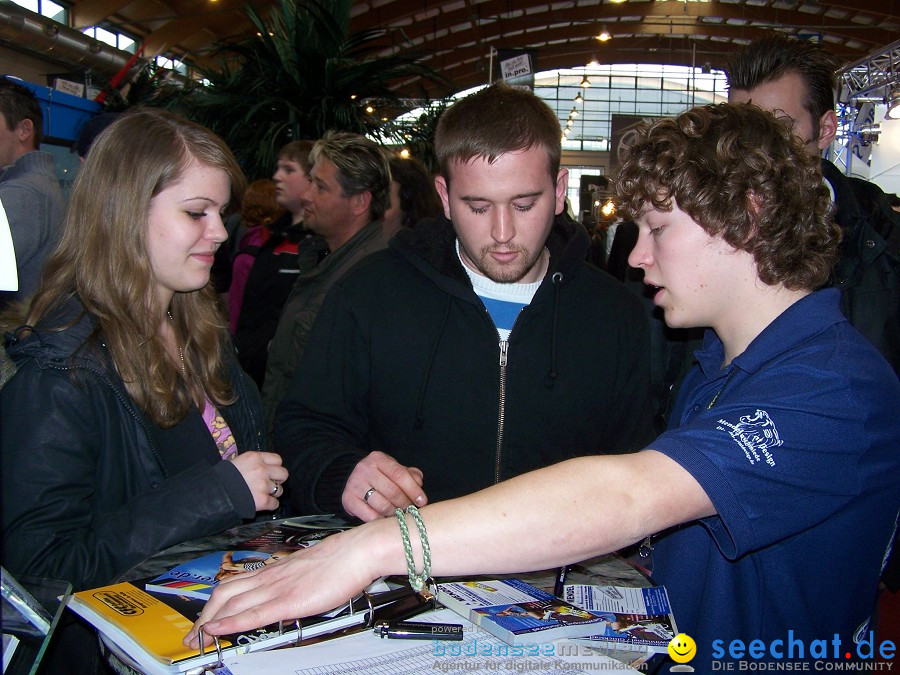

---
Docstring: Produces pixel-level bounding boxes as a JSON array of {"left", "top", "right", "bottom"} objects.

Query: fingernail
[{"left": 416, "top": 495, "right": 425, "bottom": 505}]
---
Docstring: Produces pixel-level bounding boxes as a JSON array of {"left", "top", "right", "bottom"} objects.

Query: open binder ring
[
  {"left": 196, "top": 627, "right": 225, "bottom": 668},
  {"left": 212, "top": 635, "right": 224, "bottom": 667},
  {"left": 278, "top": 618, "right": 304, "bottom": 646},
  {"left": 362, "top": 591, "right": 376, "bottom": 627}
]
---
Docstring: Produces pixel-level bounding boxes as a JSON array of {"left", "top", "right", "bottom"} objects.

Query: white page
[
  {"left": 0, "top": 198, "right": 17, "bottom": 292},
  {"left": 215, "top": 608, "right": 641, "bottom": 674}
]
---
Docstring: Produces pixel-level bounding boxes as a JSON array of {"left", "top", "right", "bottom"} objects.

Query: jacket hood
[{"left": 4, "top": 298, "right": 101, "bottom": 370}]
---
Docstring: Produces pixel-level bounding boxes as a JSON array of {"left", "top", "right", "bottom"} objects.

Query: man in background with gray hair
[{"left": 262, "top": 131, "right": 390, "bottom": 435}]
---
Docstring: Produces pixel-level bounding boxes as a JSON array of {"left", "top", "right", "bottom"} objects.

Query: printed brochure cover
[
  {"left": 146, "top": 518, "right": 347, "bottom": 601},
  {"left": 563, "top": 584, "right": 677, "bottom": 653},
  {"left": 238, "top": 520, "right": 348, "bottom": 551},
  {"left": 66, "top": 519, "right": 364, "bottom": 674},
  {"left": 437, "top": 579, "right": 611, "bottom": 646},
  {"left": 145, "top": 550, "right": 291, "bottom": 601}
]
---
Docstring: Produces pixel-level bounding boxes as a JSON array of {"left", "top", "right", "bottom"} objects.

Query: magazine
[
  {"left": 237, "top": 519, "right": 348, "bottom": 551},
  {"left": 436, "top": 579, "right": 613, "bottom": 646},
  {"left": 146, "top": 518, "right": 348, "bottom": 601},
  {"left": 563, "top": 584, "right": 677, "bottom": 653},
  {"left": 145, "top": 550, "right": 290, "bottom": 601},
  {"left": 66, "top": 518, "right": 412, "bottom": 674}
]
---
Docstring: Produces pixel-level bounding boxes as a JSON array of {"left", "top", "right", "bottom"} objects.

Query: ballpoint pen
[
  {"left": 374, "top": 620, "right": 463, "bottom": 641},
  {"left": 553, "top": 565, "right": 569, "bottom": 598}
]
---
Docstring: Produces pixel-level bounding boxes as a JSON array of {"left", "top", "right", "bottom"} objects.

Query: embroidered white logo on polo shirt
[{"left": 717, "top": 409, "right": 781, "bottom": 467}]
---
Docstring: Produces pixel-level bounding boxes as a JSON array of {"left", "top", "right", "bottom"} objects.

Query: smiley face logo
[{"left": 667, "top": 633, "right": 697, "bottom": 663}]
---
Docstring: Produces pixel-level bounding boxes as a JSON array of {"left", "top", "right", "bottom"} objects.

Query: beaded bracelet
[{"left": 394, "top": 505, "right": 431, "bottom": 592}]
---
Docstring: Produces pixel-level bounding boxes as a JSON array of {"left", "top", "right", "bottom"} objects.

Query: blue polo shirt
[{"left": 651, "top": 289, "right": 900, "bottom": 665}]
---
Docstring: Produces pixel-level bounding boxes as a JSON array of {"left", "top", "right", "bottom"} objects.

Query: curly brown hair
[
  {"left": 614, "top": 102, "right": 839, "bottom": 291},
  {"left": 241, "top": 178, "right": 285, "bottom": 228}
]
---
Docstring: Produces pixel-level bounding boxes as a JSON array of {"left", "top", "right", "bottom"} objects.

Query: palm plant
[
  {"left": 377, "top": 100, "right": 450, "bottom": 174},
  {"left": 177, "top": 0, "right": 452, "bottom": 179}
]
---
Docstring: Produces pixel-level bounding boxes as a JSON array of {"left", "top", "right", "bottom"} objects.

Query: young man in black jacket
[
  {"left": 275, "top": 84, "right": 654, "bottom": 521},
  {"left": 726, "top": 35, "right": 900, "bottom": 374}
]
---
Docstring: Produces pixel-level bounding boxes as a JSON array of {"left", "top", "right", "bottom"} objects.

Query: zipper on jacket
[
  {"left": 495, "top": 339, "right": 509, "bottom": 484},
  {"left": 491, "top": 302, "right": 529, "bottom": 484}
]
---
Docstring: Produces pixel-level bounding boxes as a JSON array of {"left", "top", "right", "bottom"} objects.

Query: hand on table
[
  {"left": 231, "top": 451, "right": 289, "bottom": 511},
  {"left": 342, "top": 451, "right": 427, "bottom": 522},
  {"left": 183, "top": 526, "right": 378, "bottom": 649}
]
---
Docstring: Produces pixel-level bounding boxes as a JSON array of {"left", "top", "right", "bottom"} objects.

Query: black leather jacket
[
  {"left": 822, "top": 159, "right": 900, "bottom": 375},
  {"left": 1, "top": 302, "right": 265, "bottom": 590}
]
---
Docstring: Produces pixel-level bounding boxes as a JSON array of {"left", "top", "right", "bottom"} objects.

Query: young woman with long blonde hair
[{"left": 1, "top": 109, "right": 288, "bottom": 594}]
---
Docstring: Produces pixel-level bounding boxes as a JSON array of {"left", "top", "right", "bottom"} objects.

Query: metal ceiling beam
[
  {"left": 0, "top": 2, "right": 131, "bottom": 76},
  {"left": 838, "top": 39, "right": 900, "bottom": 100}
]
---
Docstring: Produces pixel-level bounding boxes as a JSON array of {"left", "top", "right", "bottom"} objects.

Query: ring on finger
[
  {"left": 363, "top": 487, "right": 377, "bottom": 503},
  {"left": 270, "top": 481, "right": 279, "bottom": 497}
]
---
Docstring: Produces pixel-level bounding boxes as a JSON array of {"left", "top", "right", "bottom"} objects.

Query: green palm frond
[{"left": 169, "top": 0, "right": 451, "bottom": 177}]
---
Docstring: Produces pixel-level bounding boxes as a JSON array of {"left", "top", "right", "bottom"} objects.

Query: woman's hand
[
  {"left": 183, "top": 522, "right": 388, "bottom": 648},
  {"left": 231, "top": 451, "right": 288, "bottom": 511}
]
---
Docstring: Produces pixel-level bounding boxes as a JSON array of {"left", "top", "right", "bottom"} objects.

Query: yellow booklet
[
  {"left": 70, "top": 581, "right": 228, "bottom": 666},
  {"left": 68, "top": 577, "right": 421, "bottom": 674}
]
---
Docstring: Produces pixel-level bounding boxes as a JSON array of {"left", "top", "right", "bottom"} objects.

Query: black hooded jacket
[{"left": 275, "top": 215, "right": 654, "bottom": 516}]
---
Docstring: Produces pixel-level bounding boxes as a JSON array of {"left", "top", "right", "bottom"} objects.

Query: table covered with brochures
[{"left": 77, "top": 516, "right": 669, "bottom": 674}]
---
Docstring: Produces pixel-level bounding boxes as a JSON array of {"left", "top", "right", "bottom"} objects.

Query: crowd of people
[{"left": 1, "top": 33, "right": 898, "bottom": 671}]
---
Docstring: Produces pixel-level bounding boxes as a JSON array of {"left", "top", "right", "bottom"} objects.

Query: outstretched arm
[{"left": 186, "top": 449, "right": 713, "bottom": 646}]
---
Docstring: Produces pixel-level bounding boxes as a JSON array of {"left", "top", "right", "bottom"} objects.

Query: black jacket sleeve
[
  {"left": 604, "top": 286, "right": 656, "bottom": 453},
  {"left": 275, "top": 286, "right": 371, "bottom": 516},
  {"left": 0, "top": 363, "right": 248, "bottom": 590}
]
